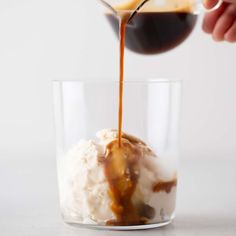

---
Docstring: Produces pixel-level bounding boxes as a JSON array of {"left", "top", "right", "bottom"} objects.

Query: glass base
[{"left": 66, "top": 219, "right": 173, "bottom": 231}]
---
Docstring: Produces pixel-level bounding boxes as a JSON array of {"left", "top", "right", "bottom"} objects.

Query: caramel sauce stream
[
  {"left": 102, "top": 16, "right": 146, "bottom": 225},
  {"left": 101, "top": 6, "right": 178, "bottom": 226},
  {"left": 118, "top": 18, "right": 126, "bottom": 147}
]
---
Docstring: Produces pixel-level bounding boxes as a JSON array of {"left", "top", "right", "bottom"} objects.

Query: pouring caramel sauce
[
  {"left": 99, "top": 131, "right": 177, "bottom": 226},
  {"left": 101, "top": 0, "right": 180, "bottom": 226},
  {"left": 106, "top": 0, "right": 197, "bottom": 54}
]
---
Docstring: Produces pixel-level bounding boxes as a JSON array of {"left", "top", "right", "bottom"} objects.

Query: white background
[
  {"left": 0, "top": 2, "right": 235, "bottom": 235},
  {"left": 0, "top": 0, "right": 236, "bottom": 160}
]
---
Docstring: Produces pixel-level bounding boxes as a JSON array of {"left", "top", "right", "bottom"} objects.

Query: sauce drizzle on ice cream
[
  {"left": 102, "top": 139, "right": 144, "bottom": 225},
  {"left": 99, "top": 131, "right": 177, "bottom": 225},
  {"left": 100, "top": 133, "right": 157, "bottom": 225},
  {"left": 153, "top": 179, "right": 177, "bottom": 193}
]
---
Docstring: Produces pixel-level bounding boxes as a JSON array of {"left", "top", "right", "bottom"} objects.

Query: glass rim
[
  {"left": 107, "top": 10, "right": 198, "bottom": 14},
  {"left": 52, "top": 78, "right": 182, "bottom": 84}
]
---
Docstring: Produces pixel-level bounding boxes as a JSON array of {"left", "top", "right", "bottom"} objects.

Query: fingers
[
  {"left": 202, "top": 2, "right": 228, "bottom": 34},
  {"left": 224, "top": 0, "right": 236, "bottom": 4},
  {"left": 212, "top": 4, "right": 236, "bottom": 41},
  {"left": 225, "top": 21, "right": 236, "bottom": 41},
  {"left": 203, "top": 2, "right": 236, "bottom": 42},
  {"left": 205, "top": 0, "right": 236, "bottom": 5},
  {"left": 204, "top": 0, "right": 221, "bottom": 9}
]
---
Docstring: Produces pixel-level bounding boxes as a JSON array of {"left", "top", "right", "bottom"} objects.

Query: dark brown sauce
[
  {"left": 99, "top": 133, "right": 158, "bottom": 225},
  {"left": 101, "top": 139, "right": 144, "bottom": 225},
  {"left": 100, "top": 132, "right": 177, "bottom": 226},
  {"left": 102, "top": 10, "right": 179, "bottom": 226},
  {"left": 106, "top": 12, "right": 197, "bottom": 54},
  {"left": 153, "top": 179, "right": 177, "bottom": 193}
]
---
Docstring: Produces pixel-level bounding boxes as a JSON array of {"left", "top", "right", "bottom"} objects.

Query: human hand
[{"left": 203, "top": 0, "right": 236, "bottom": 42}]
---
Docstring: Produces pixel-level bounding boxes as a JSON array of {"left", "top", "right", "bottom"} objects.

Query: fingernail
[
  {"left": 224, "top": 34, "right": 236, "bottom": 42},
  {"left": 213, "top": 35, "right": 224, "bottom": 42}
]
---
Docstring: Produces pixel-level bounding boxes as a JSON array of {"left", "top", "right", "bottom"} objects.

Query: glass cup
[
  {"left": 53, "top": 79, "right": 182, "bottom": 230},
  {"left": 101, "top": 0, "right": 222, "bottom": 14},
  {"left": 103, "top": 0, "right": 222, "bottom": 54}
]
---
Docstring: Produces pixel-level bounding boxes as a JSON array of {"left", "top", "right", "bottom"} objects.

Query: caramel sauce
[
  {"left": 106, "top": 11, "right": 197, "bottom": 54},
  {"left": 118, "top": 19, "right": 127, "bottom": 147},
  {"left": 100, "top": 135, "right": 157, "bottom": 225},
  {"left": 103, "top": 17, "right": 151, "bottom": 225},
  {"left": 101, "top": 139, "right": 145, "bottom": 225},
  {"left": 101, "top": 1, "right": 179, "bottom": 225},
  {"left": 100, "top": 133, "right": 177, "bottom": 225},
  {"left": 153, "top": 179, "right": 177, "bottom": 193}
]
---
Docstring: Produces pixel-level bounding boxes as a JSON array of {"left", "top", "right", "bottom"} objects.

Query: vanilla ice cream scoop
[{"left": 58, "top": 129, "right": 177, "bottom": 225}]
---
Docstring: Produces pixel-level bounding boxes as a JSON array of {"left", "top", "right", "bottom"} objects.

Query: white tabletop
[{"left": 0, "top": 156, "right": 235, "bottom": 236}]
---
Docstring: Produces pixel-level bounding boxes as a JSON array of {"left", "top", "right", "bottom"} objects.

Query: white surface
[
  {"left": 0, "top": 156, "right": 235, "bottom": 235},
  {"left": 0, "top": 0, "right": 236, "bottom": 160}
]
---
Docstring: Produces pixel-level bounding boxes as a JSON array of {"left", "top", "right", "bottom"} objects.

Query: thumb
[
  {"left": 204, "top": 0, "right": 236, "bottom": 7},
  {"left": 204, "top": 0, "right": 221, "bottom": 9}
]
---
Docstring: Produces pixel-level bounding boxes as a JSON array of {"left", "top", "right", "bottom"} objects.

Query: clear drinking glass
[{"left": 53, "top": 79, "right": 182, "bottom": 230}]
